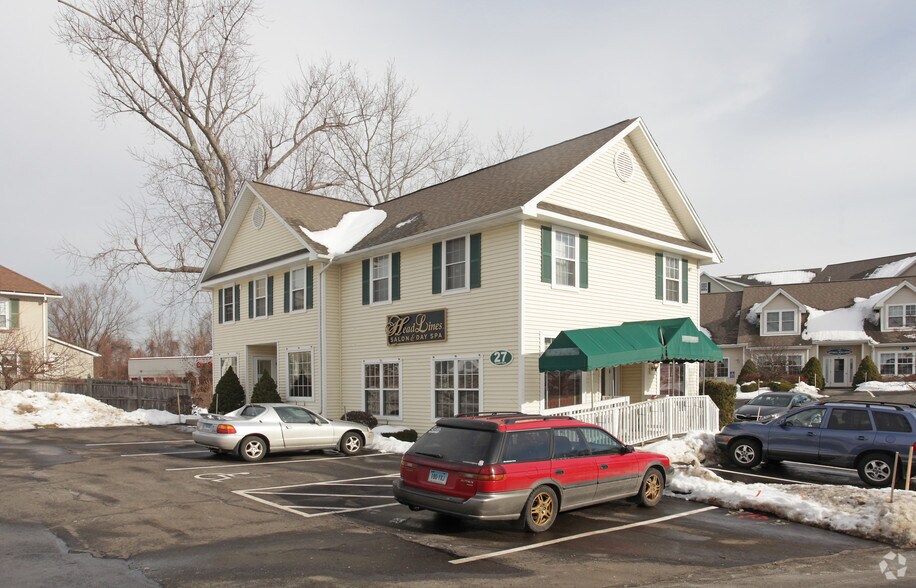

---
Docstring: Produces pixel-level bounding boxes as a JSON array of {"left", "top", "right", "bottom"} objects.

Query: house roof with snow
[
  {"left": 817, "top": 252, "right": 916, "bottom": 282},
  {"left": 0, "top": 264, "right": 60, "bottom": 298}
]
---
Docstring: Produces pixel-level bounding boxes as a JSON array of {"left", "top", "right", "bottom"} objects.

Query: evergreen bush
[
  {"left": 800, "top": 357, "right": 826, "bottom": 389},
  {"left": 382, "top": 429, "right": 418, "bottom": 442},
  {"left": 853, "top": 356, "right": 882, "bottom": 386},
  {"left": 702, "top": 379, "right": 737, "bottom": 428},
  {"left": 341, "top": 410, "right": 378, "bottom": 429},
  {"left": 209, "top": 366, "right": 246, "bottom": 414},
  {"left": 768, "top": 381, "right": 794, "bottom": 392},
  {"left": 740, "top": 382, "right": 759, "bottom": 393},
  {"left": 736, "top": 359, "right": 760, "bottom": 384},
  {"left": 250, "top": 370, "right": 281, "bottom": 403}
]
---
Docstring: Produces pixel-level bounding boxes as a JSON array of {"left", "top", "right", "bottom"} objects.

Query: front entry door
[
  {"left": 827, "top": 357, "right": 851, "bottom": 387},
  {"left": 251, "top": 356, "right": 276, "bottom": 387}
]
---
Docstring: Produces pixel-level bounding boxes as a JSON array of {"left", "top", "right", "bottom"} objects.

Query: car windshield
[
  {"left": 409, "top": 425, "right": 497, "bottom": 466},
  {"left": 747, "top": 395, "right": 792, "bottom": 407}
]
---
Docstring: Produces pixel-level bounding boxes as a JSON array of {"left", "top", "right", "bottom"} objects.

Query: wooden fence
[{"left": 12, "top": 378, "right": 192, "bottom": 413}]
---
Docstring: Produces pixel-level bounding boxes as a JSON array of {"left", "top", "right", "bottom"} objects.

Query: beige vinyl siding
[
  {"left": 541, "top": 137, "right": 689, "bottom": 241},
  {"left": 211, "top": 264, "right": 322, "bottom": 408},
  {"left": 48, "top": 339, "right": 95, "bottom": 379},
  {"left": 10, "top": 298, "right": 45, "bottom": 344},
  {"left": 221, "top": 198, "right": 305, "bottom": 272},
  {"left": 336, "top": 223, "right": 520, "bottom": 431},
  {"left": 522, "top": 220, "right": 702, "bottom": 404},
  {"left": 883, "top": 287, "right": 916, "bottom": 331}
]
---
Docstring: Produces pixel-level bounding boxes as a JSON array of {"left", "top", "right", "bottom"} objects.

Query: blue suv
[{"left": 716, "top": 401, "right": 916, "bottom": 487}]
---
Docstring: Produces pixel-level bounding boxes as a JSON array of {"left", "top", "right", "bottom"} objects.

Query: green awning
[{"left": 538, "top": 317, "right": 722, "bottom": 372}]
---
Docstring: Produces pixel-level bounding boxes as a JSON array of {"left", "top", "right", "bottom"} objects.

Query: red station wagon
[{"left": 392, "top": 413, "right": 671, "bottom": 532}]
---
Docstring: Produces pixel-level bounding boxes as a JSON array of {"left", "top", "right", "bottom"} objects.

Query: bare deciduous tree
[
  {"left": 0, "top": 331, "right": 76, "bottom": 389},
  {"left": 142, "top": 316, "right": 183, "bottom": 357},
  {"left": 49, "top": 282, "right": 139, "bottom": 351}
]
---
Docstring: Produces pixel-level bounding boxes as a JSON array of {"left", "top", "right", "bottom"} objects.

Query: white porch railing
[{"left": 541, "top": 395, "right": 720, "bottom": 446}]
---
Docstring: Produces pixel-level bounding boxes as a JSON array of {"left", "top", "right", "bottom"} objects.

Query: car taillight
[
  {"left": 400, "top": 458, "right": 417, "bottom": 472},
  {"left": 462, "top": 465, "right": 506, "bottom": 482},
  {"left": 216, "top": 424, "right": 237, "bottom": 434}
]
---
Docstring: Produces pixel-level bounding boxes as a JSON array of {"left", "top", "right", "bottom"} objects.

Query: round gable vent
[
  {"left": 252, "top": 204, "right": 266, "bottom": 229},
  {"left": 614, "top": 149, "right": 634, "bottom": 182}
]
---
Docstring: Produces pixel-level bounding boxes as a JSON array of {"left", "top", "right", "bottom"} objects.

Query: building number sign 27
[{"left": 490, "top": 350, "right": 513, "bottom": 366}]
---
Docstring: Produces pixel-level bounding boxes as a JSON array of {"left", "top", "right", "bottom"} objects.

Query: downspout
[
  {"left": 317, "top": 256, "right": 334, "bottom": 417},
  {"left": 42, "top": 295, "right": 48, "bottom": 359}
]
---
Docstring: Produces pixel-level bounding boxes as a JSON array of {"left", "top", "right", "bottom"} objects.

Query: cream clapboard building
[{"left": 199, "top": 118, "right": 722, "bottom": 430}]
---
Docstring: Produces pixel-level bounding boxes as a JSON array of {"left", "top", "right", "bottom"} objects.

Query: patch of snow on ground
[
  {"left": 856, "top": 381, "right": 915, "bottom": 393},
  {"left": 867, "top": 255, "right": 916, "bottom": 279},
  {"left": 802, "top": 287, "right": 893, "bottom": 343},
  {"left": 369, "top": 430, "right": 413, "bottom": 453},
  {"left": 789, "top": 381, "right": 827, "bottom": 397},
  {"left": 748, "top": 270, "right": 816, "bottom": 285},
  {"left": 300, "top": 208, "right": 387, "bottom": 256},
  {"left": 0, "top": 390, "right": 180, "bottom": 430},
  {"left": 641, "top": 431, "right": 718, "bottom": 466}
]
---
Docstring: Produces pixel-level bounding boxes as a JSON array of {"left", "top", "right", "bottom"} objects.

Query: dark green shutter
[
  {"left": 283, "top": 271, "right": 290, "bottom": 313},
  {"left": 655, "top": 253, "right": 664, "bottom": 300},
  {"left": 234, "top": 285, "right": 240, "bottom": 321},
  {"left": 681, "top": 259, "right": 689, "bottom": 303},
  {"left": 362, "top": 259, "right": 370, "bottom": 305},
  {"left": 267, "top": 276, "right": 274, "bottom": 316},
  {"left": 470, "top": 233, "right": 481, "bottom": 289},
  {"left": 306, "top": 266, "right": 314, "bottom": 309},
  {"left": 432, "top": 242, "right": 442, "bottom": 294},
  {"left": 248, "top": 281, "right": 254, "bottom": 318},
  {"left": 541, "top": 226, "right": 552, "bottom": 283},
  {"left": 391, "top": 252, "right": 401, "bottom": 301},
  {"left": 579, "top": 234, "right": 588, "bottom": 289},
  {"left": 218, "top": 289, "right": 224, "bottom": 324},
  {"left": 8, "top": 299, "right": 17, "bottom": 328}
]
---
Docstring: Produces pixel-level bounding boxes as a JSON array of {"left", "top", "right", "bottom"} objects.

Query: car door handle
[
  {"left": 807, "top": 432, "right": 815, "bottom": 436},
  {"left": 857, "top": 436, "right": 866, "bottom": 440},
  {"left": 555, "top": 469, "right": 564, "bottom": 475},
  {"left": 600, "top": 464, "right": 608, "bottom": 470}
]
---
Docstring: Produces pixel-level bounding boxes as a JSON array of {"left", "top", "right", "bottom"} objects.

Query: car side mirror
[{"left": 623, "top": 445, "right": 635, "bottom": 454}]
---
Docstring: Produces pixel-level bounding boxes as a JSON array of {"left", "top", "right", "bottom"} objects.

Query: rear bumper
[
  {"left": 192, "top": 431, "right": 240, "bottom": 451},
  {"left": 392, "top": 479, "right": 529, "bottom": 521}
]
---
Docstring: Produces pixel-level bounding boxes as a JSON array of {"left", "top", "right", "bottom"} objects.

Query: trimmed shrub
[
  {"left": 736, "top": 359, "right": 760, "bottom": 384},
  {"left": 767, "top": 380, "right": 794, "bottom": 392},
  {"left": 740, "top": 381, "right": 759, "bottom": 393},
  {"left": 853, "top": 356, "right": 882, "bottom": 386},
  {"left": 801, "top": 357, "right": 825, "bottom": 389},
  {"left": 209, "top": 366, "right": 246, "bottom": 414},
  {"left": 702, "top": 379, "right": 737, "bottom": 428},
  {"left": 382, "top": 429, "right": 418, "bottom": 443},
  {"left": 341, "top": 410, "right": 378, "bottom": 429},
  {"left": 250, "top": 370, "right": 281, "bottom": 403}
]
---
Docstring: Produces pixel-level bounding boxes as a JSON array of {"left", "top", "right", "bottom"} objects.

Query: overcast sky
[{"left": 2, "top": 1, "right": 915, "bottom": 330}]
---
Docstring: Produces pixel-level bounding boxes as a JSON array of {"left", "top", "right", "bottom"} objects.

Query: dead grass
[{"left": 14, "top": 402, "right": 37, "bottom": 415}]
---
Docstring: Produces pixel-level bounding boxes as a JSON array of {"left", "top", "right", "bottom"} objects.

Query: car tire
[
  {"left": 729, "top": 439, "right": 762, "bottom": 468},
  {"left": 522, "top": 486, "right": 558, "bottom": 533},
  {"left": 238, "top": 435, "right": 267, "bottom": 462},
  {"left": 858, "top": 453, "right": 895, "bottom": 487},
  {"left": 339, "top": 432, "right": 363, "bottom": 456},
  {"left": 635, "top": 468, "right": 664, "bottom": 507}
]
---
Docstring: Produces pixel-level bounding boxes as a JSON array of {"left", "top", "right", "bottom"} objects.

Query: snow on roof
[
  {"left": 747, "top": 270, "right": 817, "bottom": 285},
  {"left": 802, "top": 287, "right": 894, "bottom": 343},
  {"left": 867, "top": 255, "right": 916, "bottom": 279},
  {"left": 300, "top": 208, "right": 387, "bottom": 257}
]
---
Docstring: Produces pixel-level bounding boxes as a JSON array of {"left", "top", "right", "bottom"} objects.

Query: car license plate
[{"left": 428, "top": 470, "right": 448, "bottom": 485}]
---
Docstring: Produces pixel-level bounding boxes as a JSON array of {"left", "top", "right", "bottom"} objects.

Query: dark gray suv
[{"left": 716, "top": 401, "right": 916, "bottom": 487}]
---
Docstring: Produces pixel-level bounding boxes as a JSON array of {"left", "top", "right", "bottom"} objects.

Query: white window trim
[
  {"left": 884, "top": 303, "right": 916, "bottom": 331},
  {"left": 220, "top": 286, "right": 236, "bottom": 324},
  {"left": 253, "top": 276, "right": 269, "bottom": 319},
  {"left": 0, "top": 297, "right": 8, "bottom": 330},
  {"left": 369, "top": 254, "right": 392, "bottom": 306},
  {"left": 430, "top": 355, "right": 483, "bottom": 420},
  {"left": 289, "top": 268, "right": 307, "bottom": 314},
  {"left": 218, "top": 354, "right": 239, "bottom": 376},
  {"left": 286, "top": 346, "right": 314, "bottom": 400},
  {"left": 662, "top": 254, "right": 685, "bottom": 305},
  {"left": 362, "top": 358, "right": 403, "bottom": 420},
  {"left": 551, "top": 227, "right": 579, "bottom": 290},
  {"left": 878, "top": 351, "right": 915, "bottom": 377},
  {"left": 761, "top": 309, "right": 800, "bottom": 336},
  {"left": 441, "top": 235, "right": 471, "bottom": 295}
]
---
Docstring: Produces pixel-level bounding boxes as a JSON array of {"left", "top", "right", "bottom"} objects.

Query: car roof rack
[
  {"left": 503, "top": 415, "right": 578, "bottom": 425},
  {"left": 819, "top": 400, "right": 916, "bottom": 411},
  {"left": 456, "top": 411, "right": 526, "bottom": 418}
]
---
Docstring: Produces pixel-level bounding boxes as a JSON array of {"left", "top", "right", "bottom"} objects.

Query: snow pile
[
  {"left": 369, "top": 425, "right": 415, "bottom": 453},
  {"left": 867, "top": 255, "right": 916, "bottom": 279},
  {"left": 0, "top": 390, "right": 180, "bottom": 430},
  {"left": 641, "top": 431, "right": 718, "bottom": 466},
  {"left": 788, "top": 381, "right": 827, "bottom": 397},
  {"left": 748, "top": 270, "right": 816, "bottom": 285},
  {"left": 300, "top": 208, "right": 387, "bottom": 257},
  {"left": 802, "top": 287, "right": 893, "bottom": 343},
  {"left": 856, "top": 381, "right": 915, "bottom": 393}
]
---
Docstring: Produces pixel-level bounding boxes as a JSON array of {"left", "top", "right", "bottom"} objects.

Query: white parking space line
[
  {"left": 449, "top": 506, "right": 719, "bottom": 565},
  {"left": 165, "top": 451, "right": 393, "bottom": 472},
  {"left": 707, "top": 467, "right": 815, "bottom": 485},
  {"left": 86, "top": 440, "right": 194, "bottom": 447},
  {"left": 121, "top": 450, "right": 211, "bottom": 457},
  {"left": 247, "top": 492, "right": 393, "bottom": 499},
  {"left": 234, "top": 474, "right": 400, "bottom": 518}
]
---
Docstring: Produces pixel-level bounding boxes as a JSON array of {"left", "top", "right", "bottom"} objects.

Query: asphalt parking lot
[{"left": 0, "top": 425, "right": 910, "bottom": 587}]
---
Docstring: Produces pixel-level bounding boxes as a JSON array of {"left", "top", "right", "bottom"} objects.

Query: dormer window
[
  {"left": 887, "top": 304, "right": 916, "bottom": 329},
  {"left": 764, "top": 310, "right": 796, "bottom": 335}
]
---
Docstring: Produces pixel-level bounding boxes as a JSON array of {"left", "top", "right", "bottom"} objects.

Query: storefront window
[
  {"left": 545, "top": 370, "right": 581, "bottom": 408},
  {"left": 659, "top": 362, "right": 685, "bottom": 396}
]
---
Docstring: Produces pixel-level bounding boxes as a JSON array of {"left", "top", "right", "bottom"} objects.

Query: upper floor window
[
  {"left": 887, "top": 304, "right": 916, "bottom": 329},
  {"left": 371, "top": 255, "right": 390, "bottom": 303},
  {"left": 220, "top": 287, "right": 235, "bottom": 323},
  {"left": 290, "top": 269, "right": 306, "bottom": 311},
  {"left": 0, "top": 298, "right": 8, "bottom": 329},
  {"left": 764, "top": 310, "right": 796, "bottom": 334},
  {"left": 253, "top": 277, "right": 268, "bottom": 318},
  {"left": 432, "top": 234, "right": 481, "bottom": 295},
  {"left": 553, "top": 229, "right": 578, "bottom": 288},
  {"left": 444, "top": 237, "right": 468, "bottom": 291},
  {"left": 655, "top": 253, "right": 685, "bottom": 303},
  {"left": 664, "top": 256, "right": 682, "bottom": 302}
]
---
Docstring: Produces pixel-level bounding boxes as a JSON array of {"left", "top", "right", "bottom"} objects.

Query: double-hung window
[
  {"left": 434, "top": 357, "right": 481, "bottom": 418},
  {"left": 553, "top": 229, "right": 577, "bottom": 288},
  {"left": 219, "top": 355, "right": 238, "bottom": 376},
  {"left": 705, "top": 358, "right": 730, "bottom": 379},
  {"left": 364, "top": 360, "right": 401, "bottom": 417},
  {"left": 220, "top": 287, "right": 235, "bottom": 323},
  {"left": 879, "top": 352, "right": 914, "bottom": 376},
  {"left": 253, "top": 277, "right": 268, "bottom": 317},
  {"left": 444, "top": 237, "right": 468, "bottom": 291},
  {"left": 0, "top": 298, "right": 7, "bottom": 329},
  {"left": 664, "top": 256, "right": 681, "bottom": 302},
  {"left": 288, "top": 348, "right": 312, "bottom": 398},
  {"left": 887, "top": 304, "right": 916, "bottom": 329},
  {"left": 371, "top": 255, "right": 390, "bottom": 303},
  {"left": 290, "top": 269, "right": 306, "bottom": 312},
  {"left": 764, "top": 310, "right": 796, "bottom": 334}
]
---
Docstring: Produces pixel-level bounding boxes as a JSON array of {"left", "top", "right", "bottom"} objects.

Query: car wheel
[
  {"left": 635, "top": 468, "right": 664, "bottom": 507},
  {"left": 858, "top": 453, "right": 894, "bottom": 487},
  {"left": 238, "top": 436, "right": 267, "bottom": 462},
  {"left": 522, "top": 486, "right": 558, "bottom": 533},
  {"left": 729, "top": 439, "right": 762, "bottom": 468},
  {"left": 339, "top": 432, "right": 363, "bottom": 456}
]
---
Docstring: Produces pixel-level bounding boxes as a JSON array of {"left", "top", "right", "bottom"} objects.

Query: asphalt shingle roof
[{"left": 0, "top": 264, "right": 59, "bottom": 296}]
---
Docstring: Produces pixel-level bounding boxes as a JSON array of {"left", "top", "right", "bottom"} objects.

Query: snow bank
[
  {"left": 856, "top": 381, "right": 916, "bottom": 393},
  {"left": 641, "top": 431, "right": 719, "bottom": 466},
  {"left": 300, "top": 208, "right": 387, "bottom": 257},
  {"left": 0, "top": 390, "right": 180, "bottom": 430},
  {"left": 369, "top": 427, "right": 414, "bottom": 454},
  {"left": 748, "top": 270, "right": 816, "bottom": 285}
]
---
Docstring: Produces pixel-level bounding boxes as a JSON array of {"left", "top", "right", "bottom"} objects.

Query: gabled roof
[
  {"left": 818, "top": 252, "right": 916, "bottom": 282},
  {"left": 872, "top": 281, "right": 916, "bottom": 308},
  {"left": 0, "top": 264, "right": 60, "bottom": 297},
  {"left": 200, "top": 117, "right": 722, "bottom": 285}
]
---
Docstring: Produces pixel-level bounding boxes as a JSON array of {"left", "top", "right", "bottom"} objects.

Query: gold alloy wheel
[
  {"left": 644, "top": 472, "right": 662, "bottom": 502},
  {"left": 529, "top": 491, "right": 555, "bottom": 527}
]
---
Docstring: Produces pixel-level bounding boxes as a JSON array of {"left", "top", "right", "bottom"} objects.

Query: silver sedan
[{"left": 192, "top": 403, "right": 375, "bottom": 462}]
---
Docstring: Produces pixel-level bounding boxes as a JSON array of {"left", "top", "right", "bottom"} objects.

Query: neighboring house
[
  {"left": 128, "top": 355, "right": 213, "bottom": 383},
  {"left": 198, "top": 118, "right": 722, "bottom": 431},
  {"left": 701, "top": 277, "right": 916, "bottom": 387},
  {"left": 0, "top": 264, "right": 99, "bottom": 384}
]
